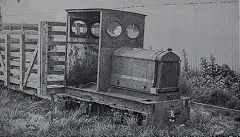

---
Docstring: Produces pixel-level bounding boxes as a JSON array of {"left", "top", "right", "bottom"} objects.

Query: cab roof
[{"left": 66, "top": 8, "right": 146, "bottom": 16}]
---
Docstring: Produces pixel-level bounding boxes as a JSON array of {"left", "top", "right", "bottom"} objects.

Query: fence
[{"left": 0, "top": 22, "right": 66, "bottom": 98}]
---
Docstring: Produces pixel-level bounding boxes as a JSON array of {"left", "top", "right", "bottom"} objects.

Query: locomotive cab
[{"left": 66, "top": 9, "right": 145, "bottom": 91}]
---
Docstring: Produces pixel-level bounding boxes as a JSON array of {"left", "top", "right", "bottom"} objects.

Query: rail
[{"left": 191, "top": 101, "right": 240, "bottom": 114}]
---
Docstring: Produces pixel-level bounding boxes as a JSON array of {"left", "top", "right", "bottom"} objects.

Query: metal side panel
[
  {"left": 111, "top": 56, "right": 155, "bottom": 92},
  {"left": 97, "top": 47, "right": 116, "bottom": 91}
]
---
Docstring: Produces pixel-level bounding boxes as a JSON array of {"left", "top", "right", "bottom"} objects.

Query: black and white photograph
[{"left": 0, "top": 0, "right": 239, "bottom": 136}]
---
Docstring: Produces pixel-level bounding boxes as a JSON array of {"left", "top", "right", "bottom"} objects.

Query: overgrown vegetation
[
  {"left": 180, "top": 49, "right": 240, "bottom": 109},
  {"left": 0, "top": 88, "right": 239, "bottom": 136}
]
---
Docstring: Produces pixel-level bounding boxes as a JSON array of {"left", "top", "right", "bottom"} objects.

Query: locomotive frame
[{"left": 0, "top": 9, "right": 190, "bottom": 126}]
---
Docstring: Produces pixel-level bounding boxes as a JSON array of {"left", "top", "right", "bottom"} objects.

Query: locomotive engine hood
[
  {"left": 111, "top": 47, "right": 181, "bottom": 95},
  {"left": 113, "top": 47, "right": 180, "bottom": 62}
]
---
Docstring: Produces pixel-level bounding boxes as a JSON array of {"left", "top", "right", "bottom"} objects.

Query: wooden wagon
[{"left": 0, "top": 22, "right": 66, "bottom": 98}]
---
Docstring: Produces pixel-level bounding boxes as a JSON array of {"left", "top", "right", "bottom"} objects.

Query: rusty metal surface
[{"left": 66, "top": 43, "right": 98, "bottom": 85}]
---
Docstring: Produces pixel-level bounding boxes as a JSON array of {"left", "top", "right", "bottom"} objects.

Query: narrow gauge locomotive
[{"left": 60, "top": 9, "right": 190, "bottom": 126}]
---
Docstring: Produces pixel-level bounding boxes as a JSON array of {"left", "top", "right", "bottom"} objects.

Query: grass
[{"left": 0, "top": 87, "right": 239, "bottom": 136}]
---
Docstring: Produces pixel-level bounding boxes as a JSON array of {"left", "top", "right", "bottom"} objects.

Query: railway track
[{"left": 191, "top": 101, "right": 240, "bottom": 115}]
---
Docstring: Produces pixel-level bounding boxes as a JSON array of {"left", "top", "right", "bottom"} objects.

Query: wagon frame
[{"left": 0, "top": 22, "right": 66, "bottom": 98}]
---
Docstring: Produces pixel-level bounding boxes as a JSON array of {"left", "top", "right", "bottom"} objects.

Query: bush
[
  {"left": 199, "top": 56, "right": 239, "bottom": 97},
  {"left": 180, "top": 51, "right": 240, "bottom": 109},
  {"left": 201, "top": 56, "right": 238, "bottom": 86}
]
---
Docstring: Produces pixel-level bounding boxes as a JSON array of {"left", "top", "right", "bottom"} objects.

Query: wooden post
[
  {"left": 0, "top": 6, "right": 2, "bottom": 23},
  {"left": 5, "top": 34, "right": 10, "bottom": 86},
  {"left": 50, "top": 94, "right": 56, "bottom": 122},
  {"left": 37, "top": 23, "right": 41, "bottom": 95},
  {"left": 38, "top": 21, "right": 48, "bottom": 95},
  {"left": 0, "top": 6, "right": 2, "bottom": 31},
  {"left": 19, "top": 34, "right": 25, "bottom": 90},
  {"left": 48, "top": 26, "right": 53, "bottom": 71}
]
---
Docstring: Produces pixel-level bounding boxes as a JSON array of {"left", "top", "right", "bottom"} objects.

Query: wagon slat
[
  {"left": 10, "top": 69, "right": 20, "bottom": 76},
  {"left": 1, "top": 23, "right": 38, "bottom": 28},
  {"left": 0, "top": 31, "right": 38, "bottom": 35},
  {"left": 23, "top": 49, "right": 38, "bottom": 86},
  {"left": 48, "top": 41, "right": 66, "bottom": 45},
  {"left": 48, "top": 60, "right": 65, "bottom": 65},
  {"left": 47, "top": 22, "right": 66, "bottom": 27},
  {"left": 47, "top": 70, "right": 65, "bottom": 75},
  {"left": 48, "top": 51, "right": 65, "bottom": 56},
  {"left": 10, "top": 77, "right": 20, "bottom": 84},
  {"left": 48, "top": 31, "right": 66, "bottom": 36}
]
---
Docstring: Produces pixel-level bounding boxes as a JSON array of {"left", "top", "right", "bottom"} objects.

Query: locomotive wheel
[
  {"left": 64, "top": 98, "right": 89, "bottom": 113},
  {"left": 112, "top": 109, "right": 123, "bottom": 124},
  {"left": 111, "top": 109, "right": 143, "bottom": 126},
  {"left": 123, "top": 112, "right": 143, "bottom": 126},
  {"left": 64, "top": 97, "right": 71, "bottom": 110},
  {"left": 63, "top": 98, "right": 144, "bottom": 126}
]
